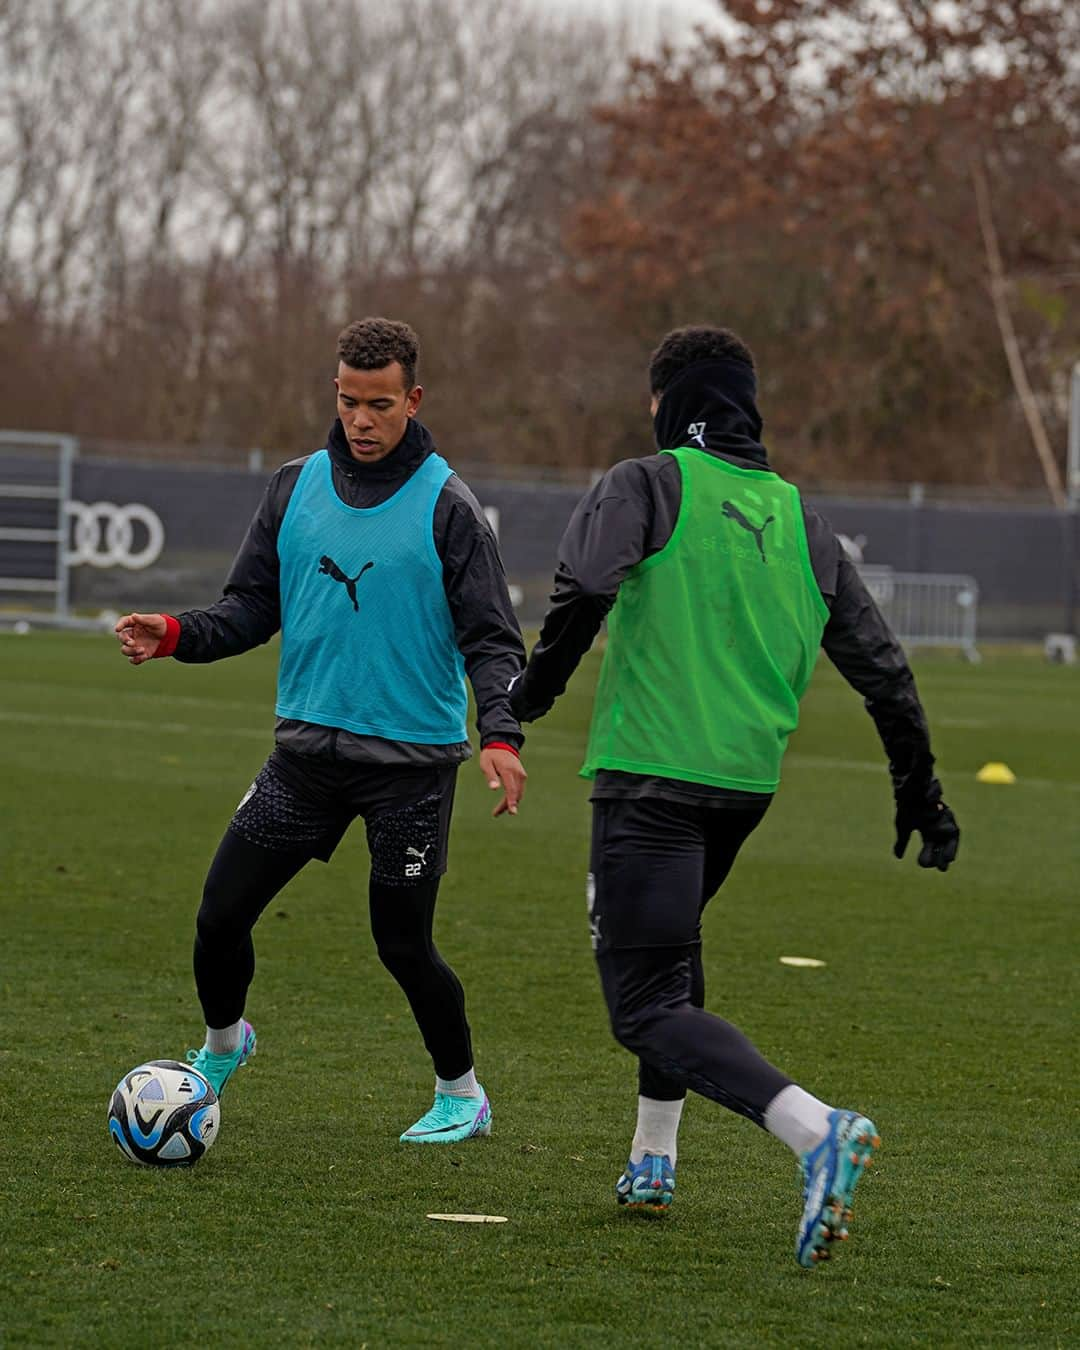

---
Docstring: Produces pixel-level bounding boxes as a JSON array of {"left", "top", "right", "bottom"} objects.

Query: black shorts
[
  {"left": 588, "top": 795, "right": 769, "bottom": 954},
  {"left": 228, "top": 746, "right": 457, "bottom": 886}
]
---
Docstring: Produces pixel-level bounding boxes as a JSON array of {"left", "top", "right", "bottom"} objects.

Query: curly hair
[
  {"left": 648, "top": 325, "right": 755, "bottom": 395},
  {"left": 336, "top": 317, "right": 419, "bottom": 389}
]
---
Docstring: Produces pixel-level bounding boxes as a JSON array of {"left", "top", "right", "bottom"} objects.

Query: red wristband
[
  {"left": 154, "top": 614, "right": 181, "bottom": 659},
  {"left": 484, "top": 741, "right": 520, "bottom": 758}
]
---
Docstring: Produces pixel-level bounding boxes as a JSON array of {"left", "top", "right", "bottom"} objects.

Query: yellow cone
[{"left": 976, "top": 762, "right": 1016, "bottom": 785}]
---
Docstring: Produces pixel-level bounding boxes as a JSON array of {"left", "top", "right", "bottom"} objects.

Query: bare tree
[{"left": 0, "top": 0, "right": 629, "bottom": 456}]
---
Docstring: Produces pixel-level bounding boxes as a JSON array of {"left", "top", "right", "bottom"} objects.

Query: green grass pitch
[{"left": 1, "top": 633, "right": 1077, "bottom": 1347}]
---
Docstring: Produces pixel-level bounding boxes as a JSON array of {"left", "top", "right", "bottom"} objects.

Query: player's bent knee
[
  {"left": 195, "top": 894, "right": 251, "bottom": 952},
  {"left": 608, "top": 1002, "right": 653, "bottom": 1055},
  {"left": 374, "top": 939, "right": 431, "bottom": 978}
]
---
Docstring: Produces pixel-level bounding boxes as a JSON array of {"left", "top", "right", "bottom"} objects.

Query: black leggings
[
  {"left": 193, "top": 830, "right": 473, "bottom": 1079},
  {"left": 590, "top": 796, "right": 791, "bottom": 1125}
]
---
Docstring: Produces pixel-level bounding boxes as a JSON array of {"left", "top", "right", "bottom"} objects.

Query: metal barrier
[
  {"left": 0, "top": 426, "right": 1066, "bottom": 642},
  {"left": 858, "top": 567, "right": 979, "bottom": 660},
  {"left": 0, "top": 431, "right": 77, "bottom": 619}
]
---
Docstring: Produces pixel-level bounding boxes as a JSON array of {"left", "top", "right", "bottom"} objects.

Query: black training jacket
[
  {"left": 510, "top": 360, "right": 939, "bottom": 808},
  {"left": 173, "top": 417, "right": 525, "bottom": 765}
]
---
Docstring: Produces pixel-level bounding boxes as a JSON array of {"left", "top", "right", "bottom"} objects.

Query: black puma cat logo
[
  {"left": 721, "top": 501, "right": 775, "bottom": 563},
  {"left": 318, "top": 555, "right": 374, "bottom": 611}
]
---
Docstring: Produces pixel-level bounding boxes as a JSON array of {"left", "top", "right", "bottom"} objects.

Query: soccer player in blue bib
[{"left": 115, "top": 318, "right": 526, "bottom": 1144}]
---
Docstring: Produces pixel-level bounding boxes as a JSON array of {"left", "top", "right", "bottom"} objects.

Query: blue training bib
[{"left": 275, "top": 450, "right": 467, "bottom": 744}]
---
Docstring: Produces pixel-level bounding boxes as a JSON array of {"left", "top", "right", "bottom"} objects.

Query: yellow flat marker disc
[
  {"left": 976, "top": 761, "right": 1016, "bottom": 785},
  {"left": 426, "top": 1213, "right": 508, "bottom": 1224},
  {"left": 779, "top": 956, "right": 826, "bottom": 968}
]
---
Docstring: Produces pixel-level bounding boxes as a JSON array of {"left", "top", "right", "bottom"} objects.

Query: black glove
[{"left": 893, "top": 795, "right": 960, "bottom": 871}]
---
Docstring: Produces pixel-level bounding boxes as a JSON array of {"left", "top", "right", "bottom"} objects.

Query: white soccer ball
[{"left": 108, "top": 1060, "right": 220, "bottom": 1167}]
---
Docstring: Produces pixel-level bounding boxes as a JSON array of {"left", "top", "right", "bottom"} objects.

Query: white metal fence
[
  {"left": 0, "top": 426, "right": 1058, "bottom": 648},
  {"left": 0, "top": 431, "right": 76, "bottom": 619},
  {"left": 859, "top": 567, "right": 979, "bottom": 660}
]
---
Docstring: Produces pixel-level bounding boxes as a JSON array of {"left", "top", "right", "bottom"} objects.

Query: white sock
[
  {"left": 764, "top": 1084, "right": 834, "bottom": 1157},
  {"left": 436, "top": 1068, "right": 481, "bottom": 1099},
  {"left": 629, "top": 1095, "right": 685, "bottom": 1165},
  {"left": 205, "top": 1019, "right": 244, "bottom": 1054}
]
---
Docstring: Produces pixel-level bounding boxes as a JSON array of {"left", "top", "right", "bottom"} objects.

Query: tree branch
[{"left": 972, "top": 156, "right": 1065, "bottom": 508}]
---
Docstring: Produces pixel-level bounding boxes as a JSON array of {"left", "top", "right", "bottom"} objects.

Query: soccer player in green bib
[{"left": 510, "top": 325, "right": 960, "bottom": 1267}]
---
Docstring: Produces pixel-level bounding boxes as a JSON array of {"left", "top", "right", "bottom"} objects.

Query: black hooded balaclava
[{"left": 652, "top": 358, "right": 768, "bottom": 467}]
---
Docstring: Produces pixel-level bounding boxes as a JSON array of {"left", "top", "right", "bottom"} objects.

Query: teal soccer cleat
[
  {"left": 399, "top": 1090, "right": 491, "bottom": 1144},
  {"left": 186, "top": 1020, "right": 257, "bottom": 1097},
  {"left": 615, "top": 1153, "right": 676, "bottom": 1211},
  {"left": 797, "top": 1109, "right": 880, "bottom": 1267}
]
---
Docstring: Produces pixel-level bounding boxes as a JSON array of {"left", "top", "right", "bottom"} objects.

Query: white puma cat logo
[{"left": 404, "top": 844, "right": 431, "bottom": 878}]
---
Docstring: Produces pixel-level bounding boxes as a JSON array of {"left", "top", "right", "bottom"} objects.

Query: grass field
[{"left": 1, "top": 633, "right": 1077, "bottom": 1347}]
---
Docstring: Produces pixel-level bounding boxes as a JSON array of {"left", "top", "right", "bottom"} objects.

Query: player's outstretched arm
[
  {"left": 115, "top": 612, "right": 171, "bottom": 665},
  {"left": 820, "top": 547, "right": 960, "bottom": 871},
  {"left": 140, "top": 460, "right": 303, "bottom": 666},
  {"left": 512, "top": 460, "right": 656, "bottom": 724},
  {"left": 171, "top": 474, "right": 288, "bottom": 663},
  {"left": 437, "top": 484, "right": 525, "bottom": 749},
  {"left": 435, "top": 483, "right": 528, "bottom": 817}
]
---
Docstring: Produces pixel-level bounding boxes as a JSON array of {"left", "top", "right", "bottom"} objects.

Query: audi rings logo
[{"left": 65, "top": 500, "right": 166, "bottom": 570}]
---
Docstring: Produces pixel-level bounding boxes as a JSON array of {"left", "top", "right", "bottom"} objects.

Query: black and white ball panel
[{"left": 108, "top": 1059, "right": 220, "bottom": 1167}]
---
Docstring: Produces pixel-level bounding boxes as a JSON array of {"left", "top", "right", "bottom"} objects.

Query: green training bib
[{"left": 582, "top": 447, "right": 829, "bottom": 792}]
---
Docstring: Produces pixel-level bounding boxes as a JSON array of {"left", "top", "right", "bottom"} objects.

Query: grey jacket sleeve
[
  {"left": 173, "top": 461, "right": 304, "bottom": 664},
  {"left": 436, "top": 477, "right": 527, "bottom": 749},
  {"left": 815, "top": 525, "right": 938, "bottom": 803},
  {"left": 510, "top": 458, "right": 664, "bottom": 721}
]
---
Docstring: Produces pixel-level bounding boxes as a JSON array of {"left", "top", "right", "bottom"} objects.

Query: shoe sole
[
  {"left": 400, "top": 1109, "right": 492, "bottom": 1145},
  {"left": 800, "top": 1120, "right": 880, "bottom": 1267},
  {"left": 616, "top": 1156, "right": 675, "bottom": 1213},
  {"left": 616, "top": 1179, "right": 675, "bottom": 1212},
  {"left": 618, "top": 1197, "right": 673, "bottom": 1214}
]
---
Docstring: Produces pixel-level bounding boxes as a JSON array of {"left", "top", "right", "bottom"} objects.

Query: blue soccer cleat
[
  {"left": 616, "top": 1153, "right": 676, "bottom": 1212},
  {"left": 185, "top": 1020, "right": 257, "bottom": 1097},
  {"left": 797, "top": 1109, "right": 880, "bottom": 1267},
  {"left": 400, "top": 1090, "right": 492, "bottom": 1144}
]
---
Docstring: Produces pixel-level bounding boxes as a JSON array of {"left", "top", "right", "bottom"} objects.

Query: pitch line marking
[
  {"left": 0, "top": 709, "right": 270, "bottom": 741},
  {"left": 1, "top": 711, "right": 1077, "bottom": 793},
  {"left": 785, "top": 753, "right": 1080, "bottom": 793},
  {"left": 426, "top": 1213, "right": 507, "bottom": 1224}
]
